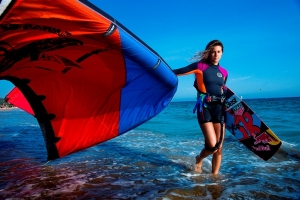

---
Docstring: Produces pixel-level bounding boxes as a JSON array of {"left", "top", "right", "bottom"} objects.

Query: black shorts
[{"left": 197, "top": 103, "right": 224, "bottom": 124}]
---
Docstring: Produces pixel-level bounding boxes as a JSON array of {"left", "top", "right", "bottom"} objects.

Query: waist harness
[{"left": 193, "top": 94, "right": 225, "bottom": 113}]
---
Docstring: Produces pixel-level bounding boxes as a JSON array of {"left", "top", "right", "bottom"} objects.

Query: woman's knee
[
  {"left": 215, "top": 146, "right": 223, "bottom": 154},
  {"left": 205, "top": 143, "right": 223, "bottom": 155},
  {"left": 204, "top": 140, "right": 223, "bottom": 152}
]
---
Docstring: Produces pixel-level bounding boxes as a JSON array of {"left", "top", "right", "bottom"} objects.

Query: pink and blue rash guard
[{"left": 173, "top": 62, "right": 228, "bottom": 96}]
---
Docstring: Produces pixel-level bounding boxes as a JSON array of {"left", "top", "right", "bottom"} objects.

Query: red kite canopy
[{"left": 0, "top": 0, "right": 177, "bottom": 160}]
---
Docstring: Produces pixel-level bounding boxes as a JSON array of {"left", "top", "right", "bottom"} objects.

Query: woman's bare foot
[{"left": 195, "top": 155, "right": 202, "bottom": 173}]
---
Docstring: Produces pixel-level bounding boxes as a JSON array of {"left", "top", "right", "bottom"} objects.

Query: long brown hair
[{"left": 191, "top": 40, "right": 224, "bottom": 63}]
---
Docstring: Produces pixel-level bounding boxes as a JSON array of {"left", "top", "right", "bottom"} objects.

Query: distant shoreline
[
  {"left": 0, "top": 106, "right": 16, "bottom": 110},
  {"left": 172, "top": 96, "right": 300, "bottom": 102}
]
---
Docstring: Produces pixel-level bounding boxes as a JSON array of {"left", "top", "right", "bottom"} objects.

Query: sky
[{"left": 0, "top": 0, "right": 300, "bottom": 101}]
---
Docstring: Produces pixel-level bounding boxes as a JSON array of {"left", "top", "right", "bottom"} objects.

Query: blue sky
[{"left": 1, "top": 0, "right": 300, "bottom": 101}]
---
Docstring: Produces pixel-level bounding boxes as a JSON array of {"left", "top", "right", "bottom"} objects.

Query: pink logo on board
[{"left": 232, "top": 103, "right": 244, "bottom": 115}]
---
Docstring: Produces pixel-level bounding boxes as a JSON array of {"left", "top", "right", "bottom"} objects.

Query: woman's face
[{"left": 209, "top": 45, "right": 223, "bottom": 65}]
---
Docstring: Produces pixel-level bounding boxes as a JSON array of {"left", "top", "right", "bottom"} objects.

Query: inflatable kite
[{"left": 0, "top": 0, "right": 178, "bottom": 160}]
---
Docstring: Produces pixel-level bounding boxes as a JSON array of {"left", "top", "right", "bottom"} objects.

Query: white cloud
[{"left": 230, "top": 76, "right": 251, "bottom": 82}]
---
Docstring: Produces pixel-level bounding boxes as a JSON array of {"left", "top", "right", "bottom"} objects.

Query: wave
[{"left": 276, "top": 141, "right": 300, "bottom": 160}]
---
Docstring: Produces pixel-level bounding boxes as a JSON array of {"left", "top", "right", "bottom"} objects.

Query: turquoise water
[{"left": 0, "top": 97, "right": 300, "bottom": 199}]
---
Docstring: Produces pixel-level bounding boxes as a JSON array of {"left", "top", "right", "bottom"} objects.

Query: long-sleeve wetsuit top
[{"left": 173, "top": 62, "right": 228, "bottom": 96}]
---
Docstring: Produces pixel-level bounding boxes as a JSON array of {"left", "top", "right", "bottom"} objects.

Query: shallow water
[{"left": 0, "top": 98, "right": 300, "bottom": 199}]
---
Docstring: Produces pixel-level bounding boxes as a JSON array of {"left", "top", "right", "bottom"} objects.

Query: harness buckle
[{"left": 206, "top": 96, "right": 212, "bottom": 102}]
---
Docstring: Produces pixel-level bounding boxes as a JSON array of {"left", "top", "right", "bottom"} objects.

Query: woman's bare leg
[
  {"left": 195, "top": 122, "right": 217, "bottom": 172},
  {"left": 211, "top": 147, "right": 222, "bottom": 174},
  {"left": 195, "top": 148, "right": 212, "bottom": 172},
  {"left": 211, "top": 123, "right": 225, "bottom": 174},
  {"left": 195, "top": 122, "right": 225, "bottom": 174}
]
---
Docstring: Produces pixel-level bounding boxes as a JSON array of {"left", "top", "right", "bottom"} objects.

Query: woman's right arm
[
  {"left": 172, "top": 62, "right": 198, "bottom": 76},
  {"left": 173, "top": 62, "right": 206, "bottom": 93}
]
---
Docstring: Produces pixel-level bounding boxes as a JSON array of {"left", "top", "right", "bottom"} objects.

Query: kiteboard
[{"left": 224, "top": 86, "right": 282, "bottom": 161}]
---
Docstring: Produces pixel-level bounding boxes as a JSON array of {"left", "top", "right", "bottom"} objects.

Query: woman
[{"left": 173, "top": 40, "right": 228, "bottom": 174}]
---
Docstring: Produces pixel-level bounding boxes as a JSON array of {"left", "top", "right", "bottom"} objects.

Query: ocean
[{"left": 0, "top": 97, "right": 300, "bottom": 199}]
